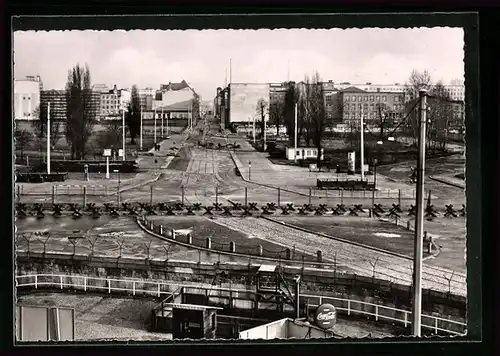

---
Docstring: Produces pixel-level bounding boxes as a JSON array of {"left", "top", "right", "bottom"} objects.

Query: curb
[
  {"left": 428, "top": 176, "right": 465, "bottom": 190},
  {"left": 261, "top": 215, "right": 413, "bottom": 261},
  {"left": 136, "top": 216, "right": 335, "bottom": 268}
]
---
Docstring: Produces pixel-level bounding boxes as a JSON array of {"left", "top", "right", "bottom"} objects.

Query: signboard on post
[
  {"left": 347, "top": 152, "right": 356, "bottom": 174},
  {"left": 103, "top": 149, "right": 111, "bottom": 157},
  {"left": 314, "top": 303, "right": 337, "bottom": 330}
]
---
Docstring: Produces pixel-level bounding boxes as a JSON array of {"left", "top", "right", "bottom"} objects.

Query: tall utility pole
[
  {"left": 162, "top": 107, "right": 165, "bottom": 138},
  {"left": 140, "top": 106, "right": 143, "bottom": 151},
  {"left": 166, "top": 111, "right": 169, "bottom": 135},
  {"left": 294, "top": 103, "right": 298, "bottom": 163},
  {"left": 360, "top": 107, "right": 365, "bottom": 181},
  {"left": 411, "top": 89, "right": 428, "bottom": 337},
  {"left": 229, "top": 58, "right": 232, "bottom": 84},
  {"left": 154, "top": 108, "right": 157, "bottom": 143},
  {"left": 46, "top": 102, "right": 51, "bottom": 174},
  {"left": 122, "top": 104, "right": 126, "bottom": 161},
  {"left": 263, "top": 108, "right": 267, "bottom": 152},
  {"left": 252, "top": 116, "right": 256, "bottom": 145}
]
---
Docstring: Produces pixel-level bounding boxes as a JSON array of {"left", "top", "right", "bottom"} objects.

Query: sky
[{"left": 13, "top": 28, "right": 464, "bottom": 100}]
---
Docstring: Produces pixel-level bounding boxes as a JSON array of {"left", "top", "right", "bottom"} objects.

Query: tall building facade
[
  {"left": 40, "top": 90, "right": 67, "bottom": 121},
  {"left": 94, "top": 84, "right": 131, "bottom": 118},
  {"left": 14, "top": 76, "right": 42, "bottom": 120}
]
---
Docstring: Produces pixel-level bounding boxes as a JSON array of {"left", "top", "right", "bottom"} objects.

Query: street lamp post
[
  {"left": 161, "top": 107, "right": 164, "bottom": 138},
  {"left": 360, "top": 108, "right": 365, "bottom": 181},
  {"left": 47, "top": 102, "right": 51, "bottom": 174},
  {"left": 411, "top": 89, "right": 428, "bottom": 337},
  {"left": 371, "top": 159, "right": 378, "bottom": 210},
  {"left": 294, "top": 103, "right": 298, "bottom": 164},
  {"left": 122, "top": 105, "right": 126, "bottom": 161},
  {"left": 252, "top": 116, "right": 256, "bottom": 145},
  {"left": 140, "top": 106, "right": 143, "bottom": 151}
]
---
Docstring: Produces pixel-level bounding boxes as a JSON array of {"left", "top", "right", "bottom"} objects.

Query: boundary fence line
[{"left": 15, "top": 273, "right": 466, "bottom": 336}]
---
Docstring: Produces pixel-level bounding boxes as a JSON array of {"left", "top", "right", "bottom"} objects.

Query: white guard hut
[{"left": 285, "top": 147, "right": 324, "bottom": 161}]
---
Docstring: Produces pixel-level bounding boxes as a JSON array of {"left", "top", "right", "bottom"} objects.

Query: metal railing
[{"left": 15, "top": 273, "right": 466, "bottom": 336}]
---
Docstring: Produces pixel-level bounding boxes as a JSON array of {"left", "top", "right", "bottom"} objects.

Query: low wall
[{"left": 16, "top": 251, "right": 466, "bottom": 324}]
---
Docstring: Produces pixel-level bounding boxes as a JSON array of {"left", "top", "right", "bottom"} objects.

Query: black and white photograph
[{"left": 13, "top": 19, "right": 469, "bottom": 342}]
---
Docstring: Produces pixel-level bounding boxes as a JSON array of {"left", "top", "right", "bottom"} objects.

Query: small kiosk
[{"left": 169, "top": 303, "right": 222, "bottom": 339}]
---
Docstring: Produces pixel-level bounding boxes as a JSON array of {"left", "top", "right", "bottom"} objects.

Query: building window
[
  {"left": 395, "top": 96, "right": 399, "bottom": 102},
  {"left": 382, "top": 96, "right": 387, "bottom": 101},
  {"left": 307, "top": 150, "right": 312, "bottom": 156},
  {"left": 358, "top": 96, "right": 362, "bottom": 101},
  {"left": 376, "top": 96, "right": 380, "bottom": 101},
  {"left": 296, "top": 150, "right": 300, "bottom": 156},
  {"left": 363, "top": 103, "right": 368, "bottom": 110},
  {"left": 313, "top": 150, "right": 317, "bottom": 156},
  {"left": 345, "top": 103, "right": 349, "bottom": 110},
  {"left": 364, "top": 96, "right": 368, "bottom": 101},
  {"left": 370, "top": 103, "right": 374, "bottom": 110},
  {"left": 352, "top": 96, "right": 356, "bottom": 101},
  {"left": 370, "top": 95, "right": 374, "bottom": 101},
  {"left": 369, "top": 112, "right": 374, "bottom": 119},
  {"left": 358, "top": 104, "right": 362, "bottom": 111}
]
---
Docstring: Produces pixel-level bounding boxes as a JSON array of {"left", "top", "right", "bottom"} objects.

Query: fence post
[
  {"left": 84, "top": 276, "right": 87, "bottom": 292},
  {"left": 375, "top": 305, "right": 379, "bottom": 321},
  {"left": 159, "top": 225, "right": 163, "bottom": 235},
  {"left": 149, "top": 185, "right": 153, "bottom": 205},
  {"left": 308, "top": 188, "right": 312, "bottom": 205},
  {"left": 319, "top": 296, "right": 323, "bottom": 305},
  {"left": 341, "top": 189, "right": 344, "bottom": 205},
  {"left": 206, "top": 237, "right": 212, "bottom": 249},
  {"left": 244, "top": 187, "right": 248, "bottom": 207},
  {"left": 187, "top": 234, "right": 192, "bottom": 244},
  {"left": 117, "top": 185, "right": 121, "bottom": 207},
  {"left": 277, "top": 187, "right": 281, "bottom": 207},
  {"left": 230, "top": 241, "right": 236, "bottom": 253},
  {"left": 398, "top": 189, "right": 402, "bottom": 206},
  {"left": 404, "top": 311, "right": 408, "bottom": 327},
  {"left": 181, "top": 186, "right": 185, "bottom": 205},
  {"left": 34, "top": 275, "right": 38, "bottom": 289},
  {"left": 434, "top": 318, "right": 438, "bottom": 334},
  {"left": 108, "top": 279, "right": 111, "bottom": 294},
  {"left": 83, "top": 186, "right": 87, "bottom": 207},
  {"left": 52, "top": 185, "right": 56, "bottom": 205},
  {"left": 347, "top": 300, "right": 351, "bottom": 315},
  {"left": 133, "top": 281, "right": 136, "bottom": 296},
  {"left": 60, "top": 275, "right": 63, "bottom": 289},
  {"left": 157, "top": 283, "right": 161, "bottom": 297},
  {"left": 171, "top": 229, "right": 176, "bottom": 240}
]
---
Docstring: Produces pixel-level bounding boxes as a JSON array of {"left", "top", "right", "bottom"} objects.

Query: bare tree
[
  {"left": 15, "top": 128, "right": 33, "bottom": 158},
  {"left": 255, "top": 98, "right": 268, "bottom": 139},
  {"left": 427, "top": 81, "right": 454, "bottom": 153},
  {"left": 65, "top": 63, "right": 96, "bottom": 159},
  {"left": 31, "top": 104, "right": 62, "bottom": 150},
  {"left": 283, "top": 81, "right": 299, "bottom": 145},
  {"left": 404, "top": 69, "right": 433, "bottom": 144},
  {"left": 125, "top": 85, "right": 141, "bottom": 144},
  {"left": 269, "top": 99, "right": 285, "bottom": 136},
  {"left": 308, "top": 72, "right": 327, "bottom": 167}
]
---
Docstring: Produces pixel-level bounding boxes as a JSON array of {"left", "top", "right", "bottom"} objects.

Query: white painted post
[
  {"left": 133, "top": 281, "right": 136, "bottom": 296},
  {"left": 106, "top": 156, "right": 110, "bottom": 179},
  {"left": 60, "top": 275, "right": 63, "bottom": 289},
  {"left": 319, "top": 296, "right": 323, "bottom": 305},
  {"left": 404, "top": 311, "right": 408, "bottom": 327},
  {"left": 375, "top": 305, "right": 379, "bottom": 321},
  {"left": 347, "top": 300, "right": 351, "bottom": 315},
  {"left": 34, "top": 275, "right": 38, "bottom": 289},
  {"left": 47, "top": 102, "right": 51, "bottom": 174},
  {"left": 434, "top": 318, "right": 438, "bottom": 334},
  {"left": 108, "top": 278, "right": 111, "bottom": 294},
  {"left": 84, "top": 276, "right": 87, "bottom": 292},
  {"left": 160, "top": 225, "right": 163, "bottom": 235},
  {"left": 157, "top": 283, "right": 161, "bottom": 297}
]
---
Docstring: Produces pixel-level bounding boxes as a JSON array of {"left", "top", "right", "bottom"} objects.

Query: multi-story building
[
  {"left": 339, "top": 86, "right": 405, "bottom": 123},
  {"left": 14, "top": 76, "right": 43, "bottom": 120},
  {"left": 40, "top": 90, "right": 67, "bottom": 121},
  {"left": 40, "top": 88, "right": 100, "bottom": 122},
  {"left": 138, "top": 87, "right": 154, "bottom": 112},
  {"left": 97, "top": 85, "right": 131, "bottom": 118}
]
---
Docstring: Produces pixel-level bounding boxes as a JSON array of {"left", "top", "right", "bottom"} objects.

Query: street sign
[
  {"left": 103, "top": 149, "right": 111, "bottom": 157},
  {"left": 118, "top": 149, "right": 124, "bottom": 157},
  {"left": 314, "top": 303, "right": 337, "bottom": 330}
]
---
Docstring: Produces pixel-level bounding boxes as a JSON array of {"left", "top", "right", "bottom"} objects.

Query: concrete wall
[
  {"left": 229, "top": 83, "right": 270, "bottom": 124},
  {"left": 15, "top": 251, "right": 466, "bottom": 329}
]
